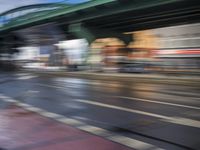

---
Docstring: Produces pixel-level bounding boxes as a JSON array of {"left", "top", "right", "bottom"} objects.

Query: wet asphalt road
[{"left": 0, "top": 72, "right": 200, "bottom": 150}]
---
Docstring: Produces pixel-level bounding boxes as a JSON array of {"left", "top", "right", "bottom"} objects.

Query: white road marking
[
  {"left": 108, "top": 135, "right": 164, "bottom": 150},
  {"left": 0, "top": 95, "right": 17, "bottom": 102},
  {"left": 16, "top": 102, "right": 31, "bottom": 108},
  {"left": 163, "top": 117, "right": 200, "bottom": 129},
  {"left": 56, "top": 117, "right": 84, "bottom": 126},
  {"left": 37, "top": 82, "right": 200, "bottom": 102},
  {"left": 39, "top": 111, "right": 63, "bottom": 118},
  {"left": 75, "top": 99, "right": 171, "bottom": 119},
  {"left": 37, "top": 83, "right": 74, "bottom": 89},
  {"left": 17, "top": 75, "right": 37, "bottom": 80},
  {"left": 0, "top": 93, "right": 164, "bottom": 150},
  {"left": 27, "top": 90, "right": 40, "bottom": 94},
  {"left": 25, "top": 106, "right": 44, "bottom": 112},
  {"left": 75, "top": 99, "right": 200, "bottom": 128},
  {"left": 37, "top": 82, "right": 200, "bottom": 107},
  {"left": 15, "top": 73, "right": 31, "bottom": 76},
  {"left": 38, "top": 84, "right": 63, "bottom": 89},
  {"left": 78, "top": 125, "right": 110, "bottom": 136},
  {"left": 116, "top": 96, "right": 200, "bottom": 110}
]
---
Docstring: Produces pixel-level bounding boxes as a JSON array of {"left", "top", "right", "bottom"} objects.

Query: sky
[{"left": 0, "top": 0, "right": 89, "bottom": 14}]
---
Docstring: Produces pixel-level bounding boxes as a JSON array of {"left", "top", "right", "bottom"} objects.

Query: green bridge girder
[
  {"left": 0, "top": 0, "right": 116, "bottom": 32},
  {"left": 1, "top": 0, "right": 194, "bottom": 34},
  {"left": 0, "top": 3, "right": 71, "bottom": 30},
  {"left": 68, "top": 23, "right": 132, "bottom": 44},
  {"left": 0, "top": 3, "right": 71, "bottom": 16},
  {"left": 0, "top": 0, "right": 200, "bottom": 53}
]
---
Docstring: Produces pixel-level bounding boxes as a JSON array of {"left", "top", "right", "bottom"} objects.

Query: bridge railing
[{"left": 0, "top": 3, "right": 71, "bottom": 29}]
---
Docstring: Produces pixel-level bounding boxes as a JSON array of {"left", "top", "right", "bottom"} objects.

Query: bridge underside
[
  {"left": 0, "top": 0, "right": 200, "bottom": 54},
  {"left": 59, "top": 0, "right": 200, "bottom": 33}
]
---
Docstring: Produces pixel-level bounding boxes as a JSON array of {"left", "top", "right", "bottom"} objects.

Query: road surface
[{"left": 0, "top": 72, "right": 199, "bottom": 150}]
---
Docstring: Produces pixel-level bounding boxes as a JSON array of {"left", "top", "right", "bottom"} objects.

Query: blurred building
[
  {"left": 56, "top": 39, "right": 88, "bottom": 70},
  {"left": 152, "top": 23, "right": 200, "bottom": 73}
]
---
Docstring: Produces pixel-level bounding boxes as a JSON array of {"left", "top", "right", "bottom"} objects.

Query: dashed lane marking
[
  {"left": 56, "top": 117, "right": 85, "bottom": 126},
  {"left": 116, "top": 96, "right": 200, "bottom": 110},
  {"left": 15, "top": 102, "right": 32, "bottom": 108},
  {"left": 38, "top": 111, "right": 64, "bottom": 118},
  {"left": 0, "top": 93, "right": 165, "bottom": 150},
  {"left": 37, "top": 83, "right": 200, "bottom": 110},
  {"left": 0, "top": 94, "right": 17, "bottom": 102},
  {"left": 77, "top": 125, "right": 110, "bottom": 136},
  {"left": 15, "top": 73, "right": 31, "bottom": 76},
  {"left": 37, "top": 83, "right": 77, "bottom": 89},
  {"left": 25, "top": 106, "right": 44, "bottom": 112},
  {"left": 108, "top": 135, "right": 163, "bottom": 150},
  {"left": 17, "top": 75, "right": 37, "bottom": 80},
  {"left": 38, "top": 80, "right": 200, "bottom": 98},
  {"left": 75, "top": 99, "right": 200, "bottom": 128}
]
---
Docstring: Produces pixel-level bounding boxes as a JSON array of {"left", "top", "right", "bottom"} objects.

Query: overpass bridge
[{"left": 0, "top": 0, "right": 199, "bottom": 53}]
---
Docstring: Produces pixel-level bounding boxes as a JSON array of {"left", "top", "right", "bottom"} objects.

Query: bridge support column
[
  {"left": 68, "top": 23, "right": 95, "bottom": 44},
  {"left": 68, "top": 23, "right": 132, "bottom": 45}
]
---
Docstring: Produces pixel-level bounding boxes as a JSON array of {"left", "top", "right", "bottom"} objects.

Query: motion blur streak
[{"left": 0, "top": 0, "right": 200, "bottom": 150}]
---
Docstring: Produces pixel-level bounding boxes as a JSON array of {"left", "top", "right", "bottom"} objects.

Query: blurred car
[{"left": 119, "top": 62, "right": 149, "bottom": 73}]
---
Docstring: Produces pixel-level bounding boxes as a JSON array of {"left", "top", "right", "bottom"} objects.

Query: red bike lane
[{"left": 0, "top": 105, "right": 132, "bottom": 150}]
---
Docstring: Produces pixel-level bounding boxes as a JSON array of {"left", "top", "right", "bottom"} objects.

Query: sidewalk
[{"left": 0, "top": 104, "right": 132, "bottom": 150}]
